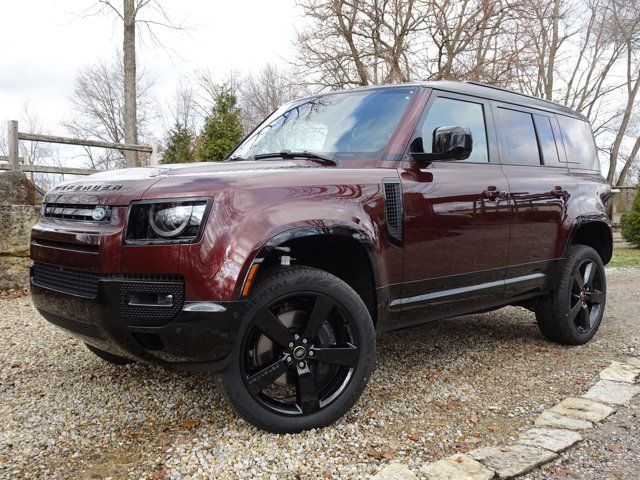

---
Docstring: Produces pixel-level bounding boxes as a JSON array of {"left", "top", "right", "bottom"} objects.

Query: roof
[
  {"left": 425, "top": 80, "right": 587, "bottom": 120},
  {"left": 298, "top": 80, "right": 587, "bottom": 122}
]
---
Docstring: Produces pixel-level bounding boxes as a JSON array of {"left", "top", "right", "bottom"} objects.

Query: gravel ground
[{"left": 1, "top": 268, "right": 639, "bottom": 480}]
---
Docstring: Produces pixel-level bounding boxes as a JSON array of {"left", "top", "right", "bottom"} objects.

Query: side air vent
[{"left": 383, "top": 179, "right": 403, "bottom": 244}]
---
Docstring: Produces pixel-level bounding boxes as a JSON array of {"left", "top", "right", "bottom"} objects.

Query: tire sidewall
[
  {"left": 557, "top": 246, "right": 607, "bottom": 344},
  {"left": 221, "top": 267, "right": 376, "bottom": 433}
]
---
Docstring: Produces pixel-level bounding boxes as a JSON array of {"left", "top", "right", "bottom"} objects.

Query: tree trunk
[
  {"left": 616, "top": 136, "right": 640, "bottom": 187},
  {"left": 544, "top": 0, "right": 561, "bottom": 101},
  {"left": 123, "top": 0, "right": 138, "bottom": 167}
]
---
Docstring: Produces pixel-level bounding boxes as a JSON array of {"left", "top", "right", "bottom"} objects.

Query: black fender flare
[
  {"left": 563, "top": 214, "right": 613, "bottom": 263},
  {"left": 240, "top": 225, "right": 382, "bottom": 296}
]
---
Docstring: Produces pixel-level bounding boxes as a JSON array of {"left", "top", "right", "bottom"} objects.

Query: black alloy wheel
[
  {"left": 536, "top": 245, "right": 606, "bottom": 345},
  {"left": 569, "top": 258, "right": 604, "bottom": 334},
  {"left": 220, "top": 267, "right": 375, "bottom": 433}
]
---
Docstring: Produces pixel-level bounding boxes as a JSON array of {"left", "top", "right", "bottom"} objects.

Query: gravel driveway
[{"left": 1, "top": 268, "right": 639, "bottom": 479}]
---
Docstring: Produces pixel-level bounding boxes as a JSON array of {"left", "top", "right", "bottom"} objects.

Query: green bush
[{"left": 621, "top": 211, "right": 640, "bottom": 248}]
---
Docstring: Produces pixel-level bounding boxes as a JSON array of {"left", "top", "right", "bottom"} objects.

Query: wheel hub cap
[{"left": 293, "top": 346, "right": 307, "bottom": 359}]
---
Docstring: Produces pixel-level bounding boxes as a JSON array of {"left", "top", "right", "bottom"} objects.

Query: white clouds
[{"left": 0, "top": 0, "right": 298, "bottom": 132}]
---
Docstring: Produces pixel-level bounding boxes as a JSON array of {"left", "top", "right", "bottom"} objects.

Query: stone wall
[{"left": 0, "top": 171, "right": 39, "bottom": 289}]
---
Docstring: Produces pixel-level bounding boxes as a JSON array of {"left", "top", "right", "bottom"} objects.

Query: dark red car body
[{"left": 30, "top": 81, "right": 613, "bottom": 371}]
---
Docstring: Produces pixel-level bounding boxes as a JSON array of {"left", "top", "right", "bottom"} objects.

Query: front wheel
[
  {"left": 220, "top": 267, "right": 375, "bottom": 433},
  {"left": 536, "top": 245, "right": 606, "bottom": 345}
]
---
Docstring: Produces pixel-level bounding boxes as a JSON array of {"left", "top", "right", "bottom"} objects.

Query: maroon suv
[{"left": 31, "top": 81, "right": 612, "bottom": 432}]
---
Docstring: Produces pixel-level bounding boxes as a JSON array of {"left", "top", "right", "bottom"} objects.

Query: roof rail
[{"left": 463, "top": 80, "right": 568, "bottom": 111}]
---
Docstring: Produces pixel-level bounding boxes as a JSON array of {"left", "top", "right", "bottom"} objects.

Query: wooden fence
[{"left": 1, "top": 120, "right": 159, "bottom": 178}]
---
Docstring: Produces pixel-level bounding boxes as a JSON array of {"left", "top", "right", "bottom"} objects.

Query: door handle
[{"left": 482, "top": 186, "right": 508, "bottom": 201}]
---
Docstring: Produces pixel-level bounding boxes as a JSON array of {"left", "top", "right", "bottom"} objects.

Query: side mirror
[{"left": 410, "top": 126, "right": 473, "bottom": 162}]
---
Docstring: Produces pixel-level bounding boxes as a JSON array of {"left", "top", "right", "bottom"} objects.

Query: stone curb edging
[{"left": 371, "top": 358, "right": 640, "bottom": 480}]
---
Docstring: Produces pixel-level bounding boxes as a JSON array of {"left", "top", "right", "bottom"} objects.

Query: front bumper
[{"left": 30, "top": 263, "right": 245, "bottom": 371}]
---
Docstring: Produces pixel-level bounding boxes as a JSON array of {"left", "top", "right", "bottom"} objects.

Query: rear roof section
[{"left": 423, "top": 80, "right": 587, "bottom": 121}]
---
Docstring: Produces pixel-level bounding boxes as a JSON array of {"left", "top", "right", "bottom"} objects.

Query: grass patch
[{"left": 608, "top": 246, "right": 640, "bottom": 268}]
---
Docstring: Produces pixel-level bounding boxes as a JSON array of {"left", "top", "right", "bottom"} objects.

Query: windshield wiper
[{"left": 253, "top": 150, "right": 339, "bottom": 166}]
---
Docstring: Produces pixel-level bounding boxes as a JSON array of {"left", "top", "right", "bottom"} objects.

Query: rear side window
[
  {"left": 420, "top": 97, "right": 489, "bottom": 163},
  {"left": 557, "top": 116, "right": 600, "bottom": 170},
  {"left": 533, "top": 115, "right": 561, "bottom": 166},
  {"left": 497, "top": 108, "right": 541, "bottom": 166}
]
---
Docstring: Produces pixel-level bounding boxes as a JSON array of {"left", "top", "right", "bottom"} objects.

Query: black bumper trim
[{"left": 31, "top": 272, "right": 245, "bottom": 372}]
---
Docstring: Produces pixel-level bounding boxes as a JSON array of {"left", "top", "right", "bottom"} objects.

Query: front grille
[
  {"left": 39, "top": 310, "right": 104, "bottom": 340},
  {"left": 32, "top": 263, "right": 99, "bottom": 298},
  {"left": 43, "top": 203, "right": 111, "bottom": 222},
  {"left": 32, "top": 262, "right": 185, "bottom": 322}
]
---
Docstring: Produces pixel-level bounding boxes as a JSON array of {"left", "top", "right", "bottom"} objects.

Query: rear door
[
  {"left": 395, "top": 91, "right": 511, "bottom": 327},
  {"left": 494, "top": 103, "right": 577, "bottom": 297}
]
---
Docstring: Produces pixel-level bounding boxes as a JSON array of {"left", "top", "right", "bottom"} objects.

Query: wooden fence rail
[{"left": 2, "top": 120, "right": 158, "bottom": 177}]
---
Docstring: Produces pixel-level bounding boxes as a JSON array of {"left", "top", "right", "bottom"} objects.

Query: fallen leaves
[
  {"left": 178, "top": 420, "right": 200, "bottom": 429},
  {"left": 122, "top": 430, "right": 139, "bottom": 439},
  {"left": 365, "top": 447, "right": 394, "bottom": 460},
  {"left": 149, "top": 469, "right": 166, "bottom": 479},
  {"left": 607, "top": 443, "right": 623, "bottom": 454}
]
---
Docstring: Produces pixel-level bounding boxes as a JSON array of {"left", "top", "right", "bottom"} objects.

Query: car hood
[{"left": 43, "top": 160, "right": 314, "bottom": 205}]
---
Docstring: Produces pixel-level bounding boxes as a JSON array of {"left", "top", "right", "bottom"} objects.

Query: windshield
[{"left": 230, "top": 87, "right": 417, "bottom": 161}]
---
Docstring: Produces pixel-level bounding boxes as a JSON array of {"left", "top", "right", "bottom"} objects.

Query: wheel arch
[
  {"left": 564, "top": 216, "right": 613, "bottom": 265},
  {"left": 240, "top": 226, "right": 381, "bottom": 325}
]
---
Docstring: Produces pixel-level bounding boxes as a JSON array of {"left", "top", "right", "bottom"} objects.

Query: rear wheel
[
  {"left": 536, "top": 245, "right": 606, "bottom": 345},
  {"left": 220, "top": 267, "right": 375, "bottom": 433},
  {"left": 85, "top": 344, "right": 136, "bottom": 365}
]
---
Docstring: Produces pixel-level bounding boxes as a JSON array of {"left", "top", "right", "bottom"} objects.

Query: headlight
[{"left": 125, "top": 198, "right": 211, "bottom": 244}]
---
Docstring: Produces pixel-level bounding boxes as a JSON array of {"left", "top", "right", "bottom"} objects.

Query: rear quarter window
[{"left": 557, "top": 116, "right": 600, "bottom": 171}]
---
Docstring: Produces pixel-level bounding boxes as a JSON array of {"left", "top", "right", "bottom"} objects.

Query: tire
[
  {"left": 220, "top": 266, "right": 376, "bottom": 433},
  {"left": 536, "top": 245, "right": 606, "bottom": 345},
  {"left": 85, "top": 344, "right": 137, "bottom": 365}
]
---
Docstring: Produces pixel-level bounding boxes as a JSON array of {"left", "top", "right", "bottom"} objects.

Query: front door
[{"left": 395, "top": 91, "right": 511, "bottom": 327}]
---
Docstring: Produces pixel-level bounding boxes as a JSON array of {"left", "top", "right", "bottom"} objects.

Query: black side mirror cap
[{"left": 410, "top": 126, "right": 473, "bottom": 162}]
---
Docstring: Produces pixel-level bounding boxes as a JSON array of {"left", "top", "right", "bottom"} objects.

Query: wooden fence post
[
  {"left": 8, "top": 120, "right": 19, "bottom": 170},
  {"left": 149, "top": 137, "right": 159, "bottom": 166}
]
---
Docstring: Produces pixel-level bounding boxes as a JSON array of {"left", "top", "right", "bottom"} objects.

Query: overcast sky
[{"left": 0, "top": 0, "right": 298, "bottom": 137}]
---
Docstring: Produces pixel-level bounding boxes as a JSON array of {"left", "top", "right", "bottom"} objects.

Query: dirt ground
[{"left": 0, "top": 268, "right": 638, "bottom": 479}]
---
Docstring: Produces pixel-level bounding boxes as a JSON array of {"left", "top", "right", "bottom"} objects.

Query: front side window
[
  {"left": 419, "top": 97, "right": 489, "bottom": 163},
  {"left": 557, "top": 116, "right": 600, "bottom": 171},
  {"left": 497, "top": 108, "right": 541, "bottom": 166},
  {"left": 230, "top": 88, "right": 417, "bottom": 161}
]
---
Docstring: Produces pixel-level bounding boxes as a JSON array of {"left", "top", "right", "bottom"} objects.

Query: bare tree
[
  {"left": 506, "top": 0, "right": 640, "bottom": 182},
  {"left": 422, "top": 0, "right": 518, "bottom": 84},
  {"left": 294, "top": 0, "right": 423, "bottom": 88},
  {"left": 63, "top": 54, "right": 156, "bottom": 170},
  {"left": 164, "top": 79, "right": 199, "bottom": 134},
  {"left": 239, "top": 64, "right": 303, "bottom": 132},
  {"left": 84, "top": 0, "right": 188, "bottom": 166}
]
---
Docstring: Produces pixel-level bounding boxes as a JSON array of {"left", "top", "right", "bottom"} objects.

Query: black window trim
[
  {"left": 405, "top": 89, "right": 497, "bottom": 165},
  {"left": 491, "top": 101, "right": 572, "bottom": 169}
]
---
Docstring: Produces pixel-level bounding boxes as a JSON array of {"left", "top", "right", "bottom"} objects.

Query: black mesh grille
[
  {"left": 39, "top": 310, "right": 103, "bottom": 340},
  {"left": 32, "top": 263, "right": 99, "bottom": 298},
  {"left": 383, "top": 180, "right": 403, "bottom": 243},
  {"left": 119, "top": 281, "right": 184, "bottom": 320}
]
